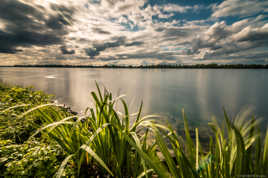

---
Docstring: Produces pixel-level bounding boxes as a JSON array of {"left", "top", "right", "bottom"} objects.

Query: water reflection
[{"left": 0, "top": 68, "right": 267, "bottom": 130}]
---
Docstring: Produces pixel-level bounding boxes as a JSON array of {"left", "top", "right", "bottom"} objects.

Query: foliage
[
  {"left": 147, "top": 110, "right": 268, "bottom": 178},
  {"left": 0, "top": 83, "right": 52, "bottom": 108},
  {"left": 0, "top": 83, "right": 267, "bottom": 177},
  {"left": 26, "top": 84, "right": 163, "bottom": 177},
  {"left": 0, "top": 83, "right": 73, "bottom": 143},
  {"left": 0, "top": 83, "right": 53, "bottom": 142},
  {"left": 0, "top": 139, "right": 68, "bottom": 177},
  {"left": 0, "top": 84, "right": 72, "bottom": 177}
]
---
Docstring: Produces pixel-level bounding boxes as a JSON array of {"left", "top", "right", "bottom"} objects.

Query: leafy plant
[
  {"left": 26, "top": 83, "right": 163, "bottom": 177},
  {"left": 1, "top": 82, "right": 267, "bottom": 178},
  {"left": 0, "top": 139, "right": 69, "bottom": 177},
  {"left": 142, "top": 109, "right": 268, "bottom": 178}
]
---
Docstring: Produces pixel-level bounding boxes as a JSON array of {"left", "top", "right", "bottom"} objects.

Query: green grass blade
[
  {"left": 195, "top": 128, "right": 199, "bottom": 171},
  {"left": 137, "top": 169, "right": 154, "bottom": 178},
  {"left": 95, "top": 81, "right": 103, "bottom": 102},
  {"left": 56, "top": 154, "right": 74, "bottom": 178},
  {"left": 18, "top": 103, "right": 57, "bottom": 119},
  {"left": 121, "top": 99, "right": 129, "bottom": 131},
  {"left": 263, "top": 129, "right": 268, "bottom": 166},
  {"left": 124, "top": 133, "right": 168, "bottom": 177},
  {"left": 153, "top": 127, "right": 179, "bottom": 177},
  {"left": 80, "top": 144, "right": 114, "bottom": 176}
]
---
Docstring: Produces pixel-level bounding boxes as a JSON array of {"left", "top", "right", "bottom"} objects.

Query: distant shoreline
[{"left": 1, "top": 64, "right": 268, "bottom": 69}]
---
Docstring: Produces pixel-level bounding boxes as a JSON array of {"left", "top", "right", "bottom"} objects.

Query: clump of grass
[
  {"left": 1, "top": 83, "right": 268, "bottom": 177},
  {"left": 25, "top": 83, "right": 164, "bottom": 177},
  {"left": 148, "top": 109, "right": 268, "bottom": 178}
]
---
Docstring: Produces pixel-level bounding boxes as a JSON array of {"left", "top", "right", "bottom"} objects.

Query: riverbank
[
  {"left": 0, "top": 83, "right": 75, "bottom": 176},
  {"left": 0, "top": 83, "right": 267, "bottom": 177}
]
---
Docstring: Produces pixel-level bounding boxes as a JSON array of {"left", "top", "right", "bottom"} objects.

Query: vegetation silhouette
[{"left": 0, "top": 63, "right": 268, "bottom": 69}]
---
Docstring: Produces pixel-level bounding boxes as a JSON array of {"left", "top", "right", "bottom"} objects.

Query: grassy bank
[{"left": 0, "top": 83, "right": 267, "bottom": 177}]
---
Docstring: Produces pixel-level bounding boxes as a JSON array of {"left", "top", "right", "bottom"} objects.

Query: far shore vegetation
[
  {"left": 1, "top": 63, "right": 268, "bottom": 69},
  {"left": 0, "top": 82, "right": 267, "bottom": 177}
]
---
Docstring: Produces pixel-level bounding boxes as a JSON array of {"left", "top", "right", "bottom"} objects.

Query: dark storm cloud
[
  {"left": 0, "top": 0, "right": 74, "bottom": 54},
  {"left": 45, "top": 4, "right": 74, "bottom": 30},
  {"left": 85, "top": 36, "right": 144, "bottom": 58},
  {"left": 125, "top": 41, "right": 144, "bottom": 46},
  {"left": 85, "top": 36, "right": 125, "bottom": 58},
  {"left": 60, "top": 46, "right": 75, "bottom": 54},
  {"left": 92, "top": 27, "right": 111, "bottom": 35}
]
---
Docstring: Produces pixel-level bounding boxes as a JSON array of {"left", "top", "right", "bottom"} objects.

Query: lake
[{"left": 0, "top": 67, "right": 268, "bottom": 131}]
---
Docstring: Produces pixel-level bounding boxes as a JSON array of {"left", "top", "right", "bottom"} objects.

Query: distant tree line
[{"left": 1, "top": 63, "right": 268, "bottom": 69}]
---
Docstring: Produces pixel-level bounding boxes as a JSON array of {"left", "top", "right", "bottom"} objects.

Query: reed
[{"left": 1, "top": 83, "right": 267, "bottom": 177}]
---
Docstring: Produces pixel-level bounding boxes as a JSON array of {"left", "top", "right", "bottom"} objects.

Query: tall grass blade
[
  {"left": 195, "top": 128, "right": 199, "bottom": 171},
  {"left": 154, "top": 127, "right": 179, "bottom": 177},
  {"left": 1, "top": 104, "right": 30, "bottom": 113},
  {"left": 137, "top": 169, "right": 154, "bottom": 178},
  {"left": 124, "top": 133, "right": 168, "bottom": 177},
  {"left": 56, "top": 154, "right": 74, "bottom": 178},
  {"left": 263, "top": 130, "right": 268, "bottom": 166},
  {"left": 80, "top": 145, "right": 114, "bottom": 176},
  {"left": 18, "top": 103, "right": 58, "bottom": 119}
]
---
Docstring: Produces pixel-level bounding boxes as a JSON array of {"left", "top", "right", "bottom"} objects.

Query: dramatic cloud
[
  {"left": 212, "top": 0, "right": 268, "bottom": 18},
  {"left": 187, "top": 21, "right": 268, "bottom": 61},
  {"left": 0, "top": 0, "right": 267, "bottom": 65},
  {"left": 0, "top": 0, "right": 74, "bottom": 54},
  {"left": 85, "top": 36, "right": 144, "bottom": 58}
]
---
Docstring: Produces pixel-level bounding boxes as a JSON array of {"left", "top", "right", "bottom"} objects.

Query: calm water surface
[{"left": 0, "top": 67, "right": 267, "bottom": 130}]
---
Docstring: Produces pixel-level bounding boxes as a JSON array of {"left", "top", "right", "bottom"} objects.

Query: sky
[{"left": 0, "top": 0, "right": 267, "bottom": 66}]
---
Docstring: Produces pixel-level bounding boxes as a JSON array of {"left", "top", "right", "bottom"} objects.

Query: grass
[{"left": 0, "top": 82, "right": 267, "bottom": 177}]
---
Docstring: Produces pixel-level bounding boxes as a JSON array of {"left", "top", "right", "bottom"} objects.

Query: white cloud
[
  {"left": 1, "top": 0, "right": 268, "bottom": 65},
  {"left": 161, "top": 3, "right": 191, "bottom": 13},
  {"left": 187, "top": 19, "right": 268, "bottom": 62},
  {"left": 212, "top": 0, "right": 268, "bottom": 18}
]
